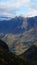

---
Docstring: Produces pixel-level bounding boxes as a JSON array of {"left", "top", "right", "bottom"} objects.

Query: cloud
[
  {"left": 0, "top": 2, "right": 16, "bottom": 17},
  {"left": 25, "top": 9, "right": 37, "bottom": 17},
  {"left": 0, "top": 0, "right": 37, "bottom": 17}
]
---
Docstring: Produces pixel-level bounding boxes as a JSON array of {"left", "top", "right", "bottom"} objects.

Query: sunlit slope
[{"left": 34, "top": 41, "right": 37, "bottom": 46}]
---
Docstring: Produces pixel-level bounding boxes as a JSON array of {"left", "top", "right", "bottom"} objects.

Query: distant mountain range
[
  {"left": 0, "top": 16, "right": 37, "bottom": 34},
  {"left": 0, "top": 16, "right": 37, "bottom": 55}
]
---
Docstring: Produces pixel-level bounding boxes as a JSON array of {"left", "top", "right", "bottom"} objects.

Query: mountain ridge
[{"left": 0, "top": 16, "right": 37, "bottom": 34}]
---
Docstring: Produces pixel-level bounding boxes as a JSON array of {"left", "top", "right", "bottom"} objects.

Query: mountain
[
  {"left": 0, "top": 16, "right": 37, "bottom": 34},
  {"left": 0, "top": 16, "right": 37, "bottom": 55}
]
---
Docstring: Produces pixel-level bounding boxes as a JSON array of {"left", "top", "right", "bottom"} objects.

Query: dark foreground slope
[
  {"left": 0, "top": 40, "right": 37, "bottom": 65},
  {"left": 0, "top": 40, "right": 24, "bottom": 65},
  {"left": 20, "top": 42, "right": 37, "bottom": 65}
]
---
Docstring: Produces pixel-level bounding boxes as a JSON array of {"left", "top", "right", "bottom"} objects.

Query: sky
[{"left": 0, "top": 0, "right": 37, "bottom": 17}]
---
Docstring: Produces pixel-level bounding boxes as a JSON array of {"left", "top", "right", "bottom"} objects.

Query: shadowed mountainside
[
  {"left": 0, "top": 40, "right": 31, "bottom": 65},
  {"left": 20, "top": 41, "right": 37, "bottom": 64},
  {"left": 0, "top": 40, "right": 37, "bottom": 65},
  {"left": 0, "top": 40, "right": 25, "bottom": 65}
]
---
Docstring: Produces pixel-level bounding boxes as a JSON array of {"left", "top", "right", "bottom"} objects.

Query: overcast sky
[{"left": 0, "top": 0, "right": 37, "bottom": 17}]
